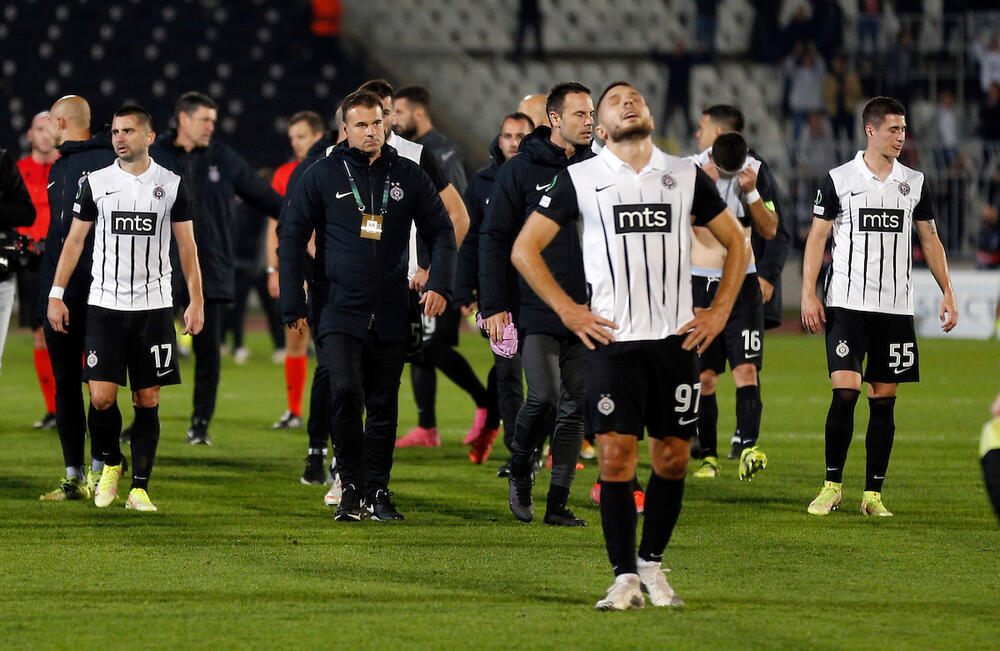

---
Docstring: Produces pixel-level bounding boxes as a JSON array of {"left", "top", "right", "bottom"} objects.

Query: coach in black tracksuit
[
  {"left": 747, "top": 150, "right": 790, "bottom": 329},
  {"left": 279, "top": 91, "right": 456, "bottom": 521},
  {"left": 150, "top": 92, "right": 282, "bottom": 445},
  {"left": 479, "top": 87, "right": 595, "bottom": 526},
  {"left": 455, "top": 132, "right": 525, "bottom": 459},
  {"left": 37, "top": 126, "right": 115, "bottom": 480}
]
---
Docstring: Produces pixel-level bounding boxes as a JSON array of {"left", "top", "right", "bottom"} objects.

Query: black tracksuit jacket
[
  {"left": 150, "top": 131, "right": 283, "bottom": 303},
  {"left": 454, "top": 136, "right": 505, "bottom": 307},
  {"left": 748, "top": 150, "right": 791, "bottom": 328},
  {"left": 279, "top": 142, "right": 456, "bottom": 343},
  {"left": 478, "top": 127, "right": 592, "bottom": 336},
  {"left": 35, "top": 131, "right": 115, "bottom": 314}
]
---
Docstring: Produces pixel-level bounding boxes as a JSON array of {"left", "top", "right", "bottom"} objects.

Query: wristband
[
  {"left": 745, "top": 188, "right": 761, "bottom": 204},
  {"left": 266, "top": 266, "right": 277, "bottom": 274},
  {"left": 48, "top": 286, "right": 65, "bottom": 300}
]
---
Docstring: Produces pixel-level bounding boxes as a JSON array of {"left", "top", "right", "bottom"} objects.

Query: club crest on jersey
[
  {"left": 390, "top": 183, "right": 404, "bottom": 201},
  {"left": 898, "top": 181, "right": 910, "bottom": 196},
  {"left": 613, "top": 203, "right": 672, "bottom": 234},
  {"left": 836, "top": 341, "right": 849, "bottom": 358},
  {"left": 597, "top": 394, "right": 615, "bottom": 416},
  {"left": 661, "top": 173, "right": 676, "bottom": 189},
  {"left": 87, "top": 351, "right": 98, "bottom": 368},
  {"left": 208, "top": 165, "right": 221, "bottom": 183},
  {"left": 153, "top": 185, "right": 165, "bottom": 200}
]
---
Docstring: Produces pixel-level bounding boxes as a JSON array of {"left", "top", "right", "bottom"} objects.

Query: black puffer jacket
[
  {"left": 279, "top": 142, "right": 456, "bottom": 342},
  {"left": 150, "top": 131, "right": 282, "bottom": 303},
  {"left": 454, "top": 136, "right": 506, "bottom": 307},
  {"left": 35, "top": 131, "right": 115, "bottom": 314},
  {"left": 478, "top": 127, "right": 592, "bottom": 336}
]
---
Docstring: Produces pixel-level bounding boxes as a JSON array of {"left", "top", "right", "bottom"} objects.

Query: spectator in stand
[
  {"left": 979, "top": 83, "right": 1000, "bottom": 172},
  {"left": 695, "top": 0, "right": 717, "bottom": 58},
  {"left": 822, "top": 54, "right": 862, "bottom": 158},
  {"left": 797, "top": 112, "right": 839, "bottom": 181},
  {"left": 884, "top": 27, "right": 915, "bottom": 109},
  {"left": 812, "top": 0, "right": 843, "bottom": 64},
  {"left": 858, "top": 0, "right": 882, "bottom": 57},
  {"left": 513, "top": 0, "right": 544, "bottom": 61},
  {"left": 974, "top": 36, "right": 1000, "bottom": 96},
  {"left": 933, "top": 89, "right": 960, "bottom": 170},
  {"left": 749, "top": 1, "right": 782, "bottom": 63},
  {"left": 658, "top": 41, "right": 694, "bottom": 136},
  {"left": 779, "top": 3, "right": 814, "bottom": 56},
  {"left": 787, "top": 42, "right": 827, "bottom": 144},
  {"left": 976, "top": 201, "right": 1000, "bottom": 270}
]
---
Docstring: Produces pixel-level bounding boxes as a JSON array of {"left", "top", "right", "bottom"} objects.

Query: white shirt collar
[
  {"left": 114, "top": 157, "right": 157, "bottom": 184},
  {"left": 598, "top": 143, "right": 666, "bottom": 176},
  {"left": 852, "top": 150, "right": 903, "bottom": 185}
]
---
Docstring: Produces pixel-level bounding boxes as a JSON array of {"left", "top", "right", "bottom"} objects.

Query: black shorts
[
  {"left": 16, "top": 269, "right": 42, "bottom": 328},
  {"left": 82, "top": 306, "right": 181, "bottom": 390},
  {"left": 421, "top": 303, "right": 460, "bottom": 349},
  {"left": 691, "top": 273, "right": 764, "bottom": 374},
  {"left": 825, "top": 306, "right": 919, "bottom": 383},
  {"left": 584, "top": 336, "right": 700, "bottom": 441}
]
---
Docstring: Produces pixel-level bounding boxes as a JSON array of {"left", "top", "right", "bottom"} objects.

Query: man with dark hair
[
  {"left": 803, "top": 96, "right": 958, "bottom": 517},
  {"left": 455, "top": 112, "right": 534, "bottom": 473},
  {"left": 394, "top": 84, "right": 467, "bottom": 193},
  {"left": 512, "top": 81, "right": 747, "bottom": 609},
  {"left": 36, "top": 94, "right": 116, "bottom": 501},
  {"left": 279, "top": 89, "right": 457, "bottom": 522},
  {"left": 265, "top": 109, "right": 326, "bottom": 435},
  {"left": 480, "top": 81, "right": 595, "bottom": 526},
  {"left": 150, "top": 91, "right": 283, "bottom": 446},
  {"left": 15, "top": 111, "right": 59, "bottom": 429},
  {"left": 687, "top": 110, "right": 780, "bottom": 480},
  {"left": 47, "top": 106, "right": 203, "bottom": 512}
]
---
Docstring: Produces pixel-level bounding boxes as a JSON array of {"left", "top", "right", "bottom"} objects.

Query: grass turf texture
[{"left": 1, "top": 327, "right": 998, "bottom": 649}]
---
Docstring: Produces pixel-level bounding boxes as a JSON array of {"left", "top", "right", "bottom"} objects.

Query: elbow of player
[{"left": 510, "top": 238, "right": 532, "bottom": 276}]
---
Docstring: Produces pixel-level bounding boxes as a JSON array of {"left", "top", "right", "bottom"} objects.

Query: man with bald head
[
  {"left": 16, "top": 112, "right": 59, "bottom": 430},
  {"left": 37, "top": 94, "right": 117, "bottom": 501},
  {"left": 517, "top": 94, "right": 548, "bottom": 134}
]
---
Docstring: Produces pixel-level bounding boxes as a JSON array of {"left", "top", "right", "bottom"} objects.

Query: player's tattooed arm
[{"left": 915, "top": 218, "right": 957, "bottom": 332}]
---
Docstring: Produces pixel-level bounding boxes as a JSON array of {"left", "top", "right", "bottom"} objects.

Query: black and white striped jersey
[
  {"left": 536, "top": 145, "right": 727, "bottom": 342},
  {"left": 813, "top": 151, "right": 934, "bottom": 315},
  {"left": 73, "top": 158, "right": 190, "bottom": 310}
]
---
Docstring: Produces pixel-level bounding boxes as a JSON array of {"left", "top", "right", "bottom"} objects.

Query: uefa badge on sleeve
[
  {"left": 153, "top": 185, "right": 165, "bottom": 200},
  {"left": 87, "top": 351, "right": 98, "bottom": 368},
  {"left": 836, "top": 341, "right": 849, "bottom": 358},
  {"left": 662, "top": 173, "right": 676, "bottom": 190},
  {"left": 898, "top": 181, "right": 910, "bottom": 196},
  {"left": 597, "top": 394, "right": 615, "bottom": 416},
  {"left": 390, "top": 183, "right": 404, "bottom": 201}
]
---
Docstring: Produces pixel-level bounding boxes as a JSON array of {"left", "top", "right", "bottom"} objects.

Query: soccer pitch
[{"left": 0, "top": 327, "right": 997, "bottom": 649}]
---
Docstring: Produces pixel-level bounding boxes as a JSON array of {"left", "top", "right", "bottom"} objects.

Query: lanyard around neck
[{"left": 343, "top": 160, "right": 391, "bottom": 218}]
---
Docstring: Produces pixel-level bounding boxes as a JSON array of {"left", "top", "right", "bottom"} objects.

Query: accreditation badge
[{"left": 360, "top": 213, "right": 383, "bottom": 240}]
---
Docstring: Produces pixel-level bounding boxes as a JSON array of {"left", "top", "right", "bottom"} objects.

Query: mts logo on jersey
[
  {"left": 111, "top": 211, "right": 158, "bottom": 236},
  {"left": 613, "top": 204, "right": 672, "bottom": 234},
  {"left": 858, "top": 208, "right": 905, "bottom": 233}
]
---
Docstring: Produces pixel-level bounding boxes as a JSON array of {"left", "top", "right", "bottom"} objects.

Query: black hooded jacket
[
  {"left": 279, "top": 142, "right": 456, "bottom": 342},
  {"left": 36, "top": 130, "right": 115, "bottom": 316},
  {"left": 454, "top": 135, "right": 505, "bottom": 306},
  {"left": 478, "top": 126, "right": 593, "bottom": 335},
  {"left": 0, "top": 147, "right": 35, "bottom": 282},
  {"left": 150, "top": 131, "right": 282, "bottom": 303}
]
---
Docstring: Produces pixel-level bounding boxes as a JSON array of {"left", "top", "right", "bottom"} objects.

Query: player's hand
[
  {"left": 758, "top": 276, "right": 774, "bottom": 303},
  {"left": 738, "top": 166, "right": 758, "bottom": 194},
  {"left": 47, "top": 298, "right": 69, "bottom": 334},
  {"left": 267, "top": 270, "right": 280, "bottom": 299},
  {"left": 939, "top": 292, "right": 958, "bottom": 333},
  {"left": 409, "top": 267, "right": 429, "bottom": 292},
  {"left": 702, "top": 155, "right": 720, "bottom": 181},
  {"left": 482, "top": 311, "right": 510, "bottom": 344},
  {"left": 420, "top": 290, "right": 446, "bottom": 318},
  {"left": 559, "top": 302, "right": 617, "bottom": 350},
  {"left": 182, "top": 301, "right": 204, "bottom": 336},
  {"left": 460, "top": 301, "right": 477, "bottom": 318},
  {"left": 800, "top": 292, "right": 826, "bottom": 334},
  {"left": 286, "top": 317, "right": 308, "bottom": 334},
  {"left": 678, "top": 306, "right": 728, "bottom": 352}
]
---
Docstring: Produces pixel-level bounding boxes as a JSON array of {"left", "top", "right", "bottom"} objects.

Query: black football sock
[
  {"left": 411, "top": 362, "right": 437, "bottom": 429},
  {"left": 638, "top": 472, "right": 685, "bottom": 563},
  {"left": 600, "top": 480, "right": 638, "bottom": 575},
  {"left": 485, "top": 366, "right": 501, "bottom": 429},
  {"left": 698, "top": 392, "right": 718, "bottom": 458},
  {"left": 735, "top": 385, "right": 763, "bottom": 446},
  {"left": 88, "top": 402, "right": 123, "bottom": 467},
  {"left": 130, "top": 406, "right": 160, "bottom": 491},
  {"left": 825, "top": 389, "right": 860, "bottom": 483},
  {"left": 864, "top": 397, "right": 896, "bottom": 492}
]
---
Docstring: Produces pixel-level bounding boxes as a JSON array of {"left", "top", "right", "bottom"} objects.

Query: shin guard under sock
[
  {"left": 735, "top": 384, "right": 763, "bottom": 446},
  {"left": 638, "top": 472, "right": 685, "bottom": 563},
  {"left": 825, "top": 389, "right": 860, "bottom": 483},
  {"left": 865, "top": 397, "right": 896, "bottom": 492},
  {"left": 599, "top": 480, "right": 638, "bottom": 575},
  {"left": 34, "top": 348, "right": 56, "bottom": 414},
  {"left": 131, "top": 406, "right": 161, "bottom": 490},
  {"left": 698, "top": 392, "right": 718, "bottom": 458},
  {"left": 88, "top": 402, "right": 123, "bottom": 466}
]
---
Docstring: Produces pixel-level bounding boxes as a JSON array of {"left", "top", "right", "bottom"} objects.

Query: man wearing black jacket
[
  {"left": 150, "top": 92, "right": 283, "bottom": 445},
  {"left": 0, "top": 146, "right": 35, "bottom": 374},
  {"left": 455, "top": 112, "right": 534, "bottom": 472},
  {"left": 35, "top": 95, "right": 116, "bottom": 500},
  {"left": 279, "top": 90, "right": 456, "bottom": 522},
  {"left": 480, "top": 82, "right": 595, "bottom": 526}
]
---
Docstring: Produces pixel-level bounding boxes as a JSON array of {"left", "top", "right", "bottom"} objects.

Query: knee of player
[
  {"left": 699, "top": 370, "right": 719, "bottom": 394},
  {"left": 133, "top": 389, "right": 160, "bottom": 408},
  {"left": 652, "top": 440, "right": 690, "bottom": 478},
  {"left": 731, "top": 364, "right": 758, "bottom": 387},
  {"left": 597, "top": 442, "right": 637, "bottom": 480},
  {"left": 89, "top": 392, "right": 117, "bottom": 411}
]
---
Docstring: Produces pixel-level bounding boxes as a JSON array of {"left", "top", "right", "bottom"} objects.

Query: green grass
[{"left": 1, "top": 325, "right": 998, "bottom": 649}]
